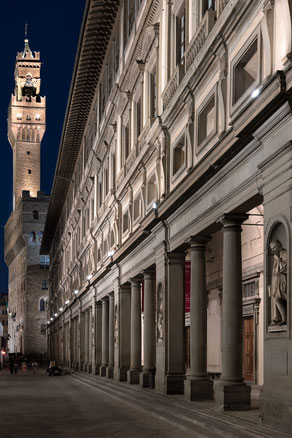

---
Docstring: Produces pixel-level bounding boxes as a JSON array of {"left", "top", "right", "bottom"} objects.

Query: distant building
[{"left": 4, "top": 35, "right": 50, "bottom": 355}]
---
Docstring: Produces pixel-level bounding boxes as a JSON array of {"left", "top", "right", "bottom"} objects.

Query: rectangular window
[
  {"left": 136, "top": 96, "right": 142, "bottom": 139},
  {"left": 124, "top": 121, "right": 130, "bottom": 160},
  {"left": 198, "top": 94, "right": 215, "bottom": 147},
  {"left": 233, "top": 39, "right": 258, "bottom": 105},
  {"left": 173, "top": 136, "right": 186, "bottom": 176},
  {"left": 133, "top": 195, "right": 142, "bottom": 222},
  {"left": 176, "top": 7, "right": 186, "bottom": 66},
  {"left": 147, "top": 174, "right": 157, "bottom": 205},
  {"left": 105, "top": 165, "right": 109, "bottom": 197},
  {"left": 202, "top": 0, "right": 216, "bottom": 15},
  {"left": 112, "top": 152, "right": 116, "bottom": 190},
  {"left": 123, "top": 210, "right": 129, "bottom": 234},
  {"left": 150, "top": 66, "right": 157, "bottom": 118},
  {"left": 40, "top": 324, "right": 46, "bottom": 336}
]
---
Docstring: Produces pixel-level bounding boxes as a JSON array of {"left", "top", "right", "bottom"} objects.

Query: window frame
[
  {"left": 171, "top": 132, "right": 187, "bottom": 180},
  {"left": 230, "top": 29, "right": 261, "bottom": 115},
  {"left": 196, "top": 84, "right": 218, "bottom": 152}
]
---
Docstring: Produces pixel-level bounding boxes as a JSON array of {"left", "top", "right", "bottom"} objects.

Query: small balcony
[
  {"left": 162, "top": 64, "right": 185, "bottom": 111},
  {"left": 185, "top": 9, "right": 216, "bottom": 71}
]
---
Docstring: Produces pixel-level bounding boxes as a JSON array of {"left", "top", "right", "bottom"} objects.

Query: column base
[
  {"left": 184, "top": 377, "right": 213, "bottom": 401},
  {"left": 127, "top": 368, "right": 141, "bottom": 384},
  {"left": 214, "top": 382, "right": 251, "bottom": 410},
  {"left": 106, "top": 366, "right": 114, "bottom": 378},
  {"left": 99, "top": 365, "right": 107, "bottom": 377},
  {"left": 165, "top": 374, "right": 185, "bottom": 394},
  {"left": 88, "top": 364, "right": 92, "bottom": 373},
  {"left": 115, "top": 367, "right": 129, "bottom": 381},
  {"left": 139, "top": 370, "right": 155, "bottom": 388}
]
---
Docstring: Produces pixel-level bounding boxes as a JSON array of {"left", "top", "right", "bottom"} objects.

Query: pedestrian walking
[
  {"left": 9, "top": 360, "right": 14, "bottom": 375},
  {"left": 32, "top": 362, "right": 38, "bottom": 375},
  {"left": 13, "top": 361, "right": 18, "bottom": 374}
]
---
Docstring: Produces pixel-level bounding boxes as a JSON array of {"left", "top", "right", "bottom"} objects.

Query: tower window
[
  {"left": 27, "top": 151, "right": 30, "bottom": 155},
  {"left": 17, "top": 114, "right": 22, "bottom": 120},
  {"left": 33, "top": 210, "right": 39, "bottom": 220},
  {"left": 28, "top": 169, "right": 32, "bottom": 174},
  {"left": 35, "top": 114, "right": 40, "bottom": 121},
  {"left": 26, "top": 114, "right": 31, "bottom": 121}
]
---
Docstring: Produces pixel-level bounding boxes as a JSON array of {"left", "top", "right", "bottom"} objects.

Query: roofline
[{"left": 41, "top": 0, "right": 119, "bottom": 254}]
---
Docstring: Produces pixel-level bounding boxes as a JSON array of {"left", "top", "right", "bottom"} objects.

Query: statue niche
[
  {"left": 156, "top": 283, "right": 163, "bottom": 342},
  {"left": 268, "top": 223, "right": 288, "bottom": 330}
]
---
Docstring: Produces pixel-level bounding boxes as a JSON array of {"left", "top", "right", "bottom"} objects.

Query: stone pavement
[{"left": 0, "top": 367, "right": 291, "bottom": 438}]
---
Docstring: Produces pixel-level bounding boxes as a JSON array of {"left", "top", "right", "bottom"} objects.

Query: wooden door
[{"left": 243, "top": 317, "right": 254, "bottom": 382}]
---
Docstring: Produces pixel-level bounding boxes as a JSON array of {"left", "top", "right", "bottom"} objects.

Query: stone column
[
  {"left": 107, "top": 293, "right": 114, "bottom": 378},
  {"left": 95, "top": 301, "right": 102, "bottom": 374},
  {"left": 91, "top": 298, "right": 96, "bottom": 374},
  {"left": 185, "top": 236, "right": 213, "bottom": 401},
  {"left": 99, "top": 297, "right": 109, "bottom": 376},
  {"left": 140, "top": 270, "right": 156, "bottom": 387},
  {"left": 214, "top": 213, "right": 251, "bottom": 409},
  {"left": 80, "top": 311, "right": 85, "bottom": 369},
  {"left": 84, "top": 310, "right": 89, "bottom": 371},
  {"left": 165, "top": 252, "right": 185, "bottom": 394},
  {"left": 127, "top": 278, "right": 142, "bottom": 384},
  {"left": 115, "top": 284, "right": 131, "bottom": 381},
  {"left": 68, "top": 310, "right": 72, "bottom": 368},
  {"left": 88, "top": 306, "right": 92, "bottom": 373}
]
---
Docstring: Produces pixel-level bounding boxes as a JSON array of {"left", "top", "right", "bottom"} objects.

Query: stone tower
[
  {"left": 4, "top": 33, "right": 50, "bottom": 356},
  {"left": 8, "top": 34, "right": 46, "bottom": 207}
]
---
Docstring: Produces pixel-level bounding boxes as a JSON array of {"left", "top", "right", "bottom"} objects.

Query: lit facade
[
  {"left": 5, "top": 37, "right": 50, "bottom": 355},
  {"left": 43, "top": 0, "right": 292, "bottom": 431}
]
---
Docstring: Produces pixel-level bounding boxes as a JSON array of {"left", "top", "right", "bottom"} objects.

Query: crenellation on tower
[{"left": 8, "top": 35, "right": 46, "bottom": 205}]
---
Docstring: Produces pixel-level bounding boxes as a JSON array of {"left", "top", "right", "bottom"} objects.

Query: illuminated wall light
[
  {"left": 87, "top": 274, "right": 93, "bottom": 280},
  {"left": 251, "top": 88, "right": 260, "bottom": 98},
  {"left": 47, "top": 321, "right": 50, "bottom": 324},
  {"left": 50, "top": 317, "right": 53, "bottom": 321},
  {"left": 54, "top": 313, "right": 58, "bottom": 317},
  {"left": 59, "top": 307, "right": 63, "bottom": 312},
  {"left": 152, "top": 202, "right": 158, "bottom": 210},
  {"left": 74, "top": 290, "right": 79, "bottom": 295},
  {"left": 108, "top": 250, "right": 115, "bottom": 257},
  {"left": 65, "top": 300, "right": 70, "bottom": 305}
]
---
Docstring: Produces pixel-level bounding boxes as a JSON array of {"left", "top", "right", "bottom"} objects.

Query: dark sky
[{"left": 0, "top": 1, "right": 86, "bottom": 292}]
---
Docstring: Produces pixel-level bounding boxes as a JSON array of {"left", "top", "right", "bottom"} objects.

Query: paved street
[
  {"left": 0, "top": 368, "right": 291, "bottom": 438},
  {"left": 0, "top": 367, "right": 195, "bottom": 438}
]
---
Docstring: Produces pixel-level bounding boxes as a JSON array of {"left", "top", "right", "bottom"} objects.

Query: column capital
[
  {"left": 120, "top": 283, "right": 131, "bottom": 293},
  {"left": 143, "top": 269, "right": 155, "bottom": 280},
  {"left": 189, "top": 235, "right": 211, "bottom": 248},
  {"left": 101, "top": 296, "right": 109, "bottom": 304},
  {"left": 108, "top": 292, "right": 114, "bottom": 300},
  {"left": 218, "top": 213, "right": 249, "bottom": 228},
  {"left": 130, "top": 277, "right": 142, "bottom": 286},
  {"left": 166, "top": 251, "right": 185, "bottom": 264}
]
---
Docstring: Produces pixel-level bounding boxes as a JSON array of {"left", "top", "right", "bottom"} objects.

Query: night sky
[{"left": 0, "top": 1, "right": 86, "bottom": 292}]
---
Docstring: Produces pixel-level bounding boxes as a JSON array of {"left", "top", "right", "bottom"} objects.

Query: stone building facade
[
  {"left": 5, "top": 37, "right": 50, "bottom": 355},
  {"left": 42, "top": 0, "right": 292, "bottom": 432},
  {"left": 0, "top": 293, "right": 8, "bottom": 350}
]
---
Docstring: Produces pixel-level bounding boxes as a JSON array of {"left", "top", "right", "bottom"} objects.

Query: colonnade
[{"left": 49, "top": 213, "right": 251, "bottom": 409}]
